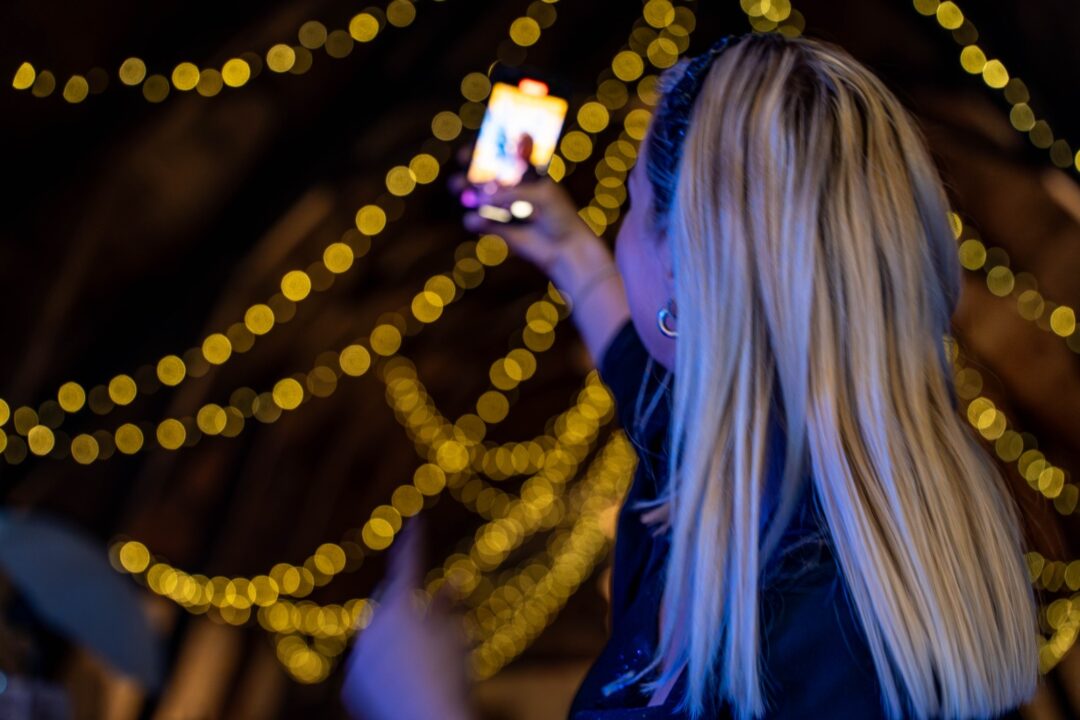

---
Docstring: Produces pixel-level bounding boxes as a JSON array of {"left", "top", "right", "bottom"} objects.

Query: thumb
[{"left": 487, "top": 180, "right": 547, "bottom": 206}]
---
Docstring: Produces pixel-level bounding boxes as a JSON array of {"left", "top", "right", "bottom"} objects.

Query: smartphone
[{"left": 463, "top": 67, "right": 569, "bottom": 224}]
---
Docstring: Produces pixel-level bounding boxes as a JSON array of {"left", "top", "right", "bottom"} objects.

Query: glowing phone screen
[{"left": 466, "top": 79, "right": 568, "bottom": 188}]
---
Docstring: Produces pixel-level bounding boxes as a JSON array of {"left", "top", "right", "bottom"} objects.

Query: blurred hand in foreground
[{"left": 341, "top": 518, "right": 472, "bottom": 720}]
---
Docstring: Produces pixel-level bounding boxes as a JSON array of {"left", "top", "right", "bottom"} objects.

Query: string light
[
  {"left": 950, "top": 212, "right": 1080, "bottom": 354},
  {"left": 1038, "top": 593, "right": 1079, "bottom": 674},
  {"left": 738, "top": 0, "right": 805, "bottom": 36},
  {"left": 949, "top": 345, "right": 1078, "bottom": 515},
  {"left": 912, "top": 0, "right": 1080, "bottom": 175},
  {"left": 0, "top": 2, "right": 566, "bottom": 453},
  {"left": 258, "top": 0, "right": 695, "bottom": 680},
  {"left": 106, "top": 0, "right": 698, "bottom": 684},
  {"left": 1026, "top": 548, "right": 1080, "bottom": 673},
  {"left": 1026, "top": 552, "right": 1080, "bottom": 595},
  {"left": 466, "top": 432, "right": 635, "bottom": 679},
  {"left": 9, "top": 0, "right": 428, "bottom": 104}
]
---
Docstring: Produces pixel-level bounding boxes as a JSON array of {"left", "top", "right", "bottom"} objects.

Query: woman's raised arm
[{"left": 450, "top": 163, "right": 631, "bottom": 367}]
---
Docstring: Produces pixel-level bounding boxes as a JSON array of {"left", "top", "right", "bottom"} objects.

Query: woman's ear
[{"left": 655, "top": 229, "right": 676, "bottom": 297}]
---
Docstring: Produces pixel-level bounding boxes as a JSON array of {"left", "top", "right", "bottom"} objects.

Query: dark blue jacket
[{"left": 568, "top": 318, "right": 1024, "bottom": 719}]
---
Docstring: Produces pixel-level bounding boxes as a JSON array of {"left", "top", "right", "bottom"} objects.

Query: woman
[{"left": 343, "top": 32, "right": 1039, "bottom": 719}]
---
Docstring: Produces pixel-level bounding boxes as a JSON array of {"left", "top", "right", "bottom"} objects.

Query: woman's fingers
[
  {"left": 447, "top": 171, "right": 469, "bottom": 196},
  {"left": 380, "top": 517, "right": 425, "bottom": 601},
  {"left": 455, "top": 143, "right": 471, "bottom": 167},
  {"left": 486, "top": 178, "right": 554, "bottom": 206}
]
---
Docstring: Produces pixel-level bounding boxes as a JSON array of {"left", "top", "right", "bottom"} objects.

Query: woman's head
[{"left": 632, "top": 33, "right": 1038, "bottom": 719}]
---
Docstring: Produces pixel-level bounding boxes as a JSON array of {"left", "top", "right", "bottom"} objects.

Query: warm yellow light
[
  {"left": 386, "top": 166, "right": 417, "bottom": 196},
  {"left": 411, "top": 291, "right": 445, "bottom": 323},
  {"left": 413, "top": 464, "right": 446, "bottom": 495},
  {"left": 959, "top": 45, "right": 986, "bottom": 74},
  {"left": 577, "top": 101, "right": 610, "bottom": 134},
  {"left": 409, "top": 153, "right": 440, "bottom": 184},
  {"left": 981, "top": 59, "right": 1009, "bottom": 89},
  {"left": 361, "top": 520, "right": 393, "bottom": 550},
  {"left": 142, "top": 75, "right": 170, "bottom": 102},
  {"left": 63, "top": 75, "right": 90, "bottom": 103},
  {"left": 244, "top": 304, "right": 275, "bottom": 335},
  {"left": 935, "top": 1, "right": 964, "bottom": 29},
  {"left": 119, "top": 541, "right": 151, "bottom": 573},
  {"left": 560, "top": 131, "right": 593, "bottom": 162},
  {"left": 370, "top": 324, "right": 403, "bottom": 356},
  {"left": 298, "top": 20, "right": 328, "bottom": 49},
  {"left": 461, "top": 72, "right": 491, "bottom": 102},
  {"left": 108, "top": 375, "right": 137, "bottom": 405},
  {"left": 1009, "top": 103, "right": 1035, "bottom": 132},
  {"left": 431, "top": 110, "right": 463, "bottom": 141},
  {"left": 172, "top": 62, "right": 200, "bottom": 90},
  {"left": 1050, "top": 307, "right": 1076, "bottom": 337},
  {"left": 202, "top": 333, "right": 233, "bottom": 365},
  {"left": 644, "top": 0, "right": 676, "bottom": 28},
  {"left": 157, "top": 419, "right": 186, "bottom": 450},
  {"left": 27, "top": 425, "right": 55, "bottom": 456},
  {"left": 266, "top": 44, "right": 297, "bottom": 73},
  {"left": 281, "top": 270, "right": 312, "bottom": 301},
  {"left": 612, "top": 51, "right": 645, "bottom": 82},
  {"left": 12, "top": 62, "right": 36, "bottom": 90},
  {"left": 115, "top": 423, "right": 144, "bottom": 454},
  {"left": 510, "top": 17, "right": 541, "bottom": 46},
  {"left": 157, "top": 355, "right": 187, "bottom": 386},
  {"left": 197, "top": 404, "right": 228, "bottom": 435},
  {"left": 349, "top": 13, "right": 380, "bottom": 42},
  {"left": 387, "top": 0, "right": 417, "bottom": 27},
  {"left": 273, "top": 378, "right": 304, "bottom": 410},
  {"left": 71, "top": 434, "right": 100, "bottom": 465},
  {"left": 196, "top": 69, "right": 224, "bottom": 97},
  {"left": 392, "top": 485, "right": 424, "bottom": 516},
  {"left": 339, "top": 345, "right": 372, "bottom": 376},
  {"left": 986, "top": 266, "right": 1014, "bottom": 297},
  {"left": 57, "top": 382, "right": 86, "bottom": 413},
  {"left": 913, "top": 0, "right": 941, "bottom": 16},
  {"left": 624, "top": 109, "right": 652, "bottom": 141},
  {"left": 477, "top": 391, "right": 510, "bottom": 423},
  {"left": 957, "top": 239, "right": 986, "bottom": 270},
  {"left": 355, "top": 205, "right": 387, "bottom": 235},
  {"left": 221, "top": 58, "right": 251, "bottom": 88},
  {"left": 118, "top": 58, "right": 147, "bottom": 86}
]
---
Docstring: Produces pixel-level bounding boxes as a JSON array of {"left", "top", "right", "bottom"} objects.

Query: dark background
[{"left": 0, "top": 1, "right": 1077, "bottom": 717}]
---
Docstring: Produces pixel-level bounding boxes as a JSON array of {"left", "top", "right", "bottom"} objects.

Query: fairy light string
[
  {"left": 0, "top": 0, "right": 566, "bottom": 456},
  {"left": 950, "top": 213, "right": 1079, "bottom": 354},
  {"left": 912, "top": 0, "right": 1080, "bottom": 176},
  {"left": 99, "top": 0, "right": 701, "bottom": 682},
  {"left": 9, "top": 0, "right": 457, "bottom": 104},
  {"left": 108, "top": 0, "right": 683, "bottom": 611}
]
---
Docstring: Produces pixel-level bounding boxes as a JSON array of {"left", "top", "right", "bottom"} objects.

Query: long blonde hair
[{"left": 644, "top": 33, "right": 1039, "bottom": 718}]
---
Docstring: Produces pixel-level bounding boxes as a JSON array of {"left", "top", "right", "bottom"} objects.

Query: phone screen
[{"left": 466, "top": 78, "right": 569, "bottom": 189}]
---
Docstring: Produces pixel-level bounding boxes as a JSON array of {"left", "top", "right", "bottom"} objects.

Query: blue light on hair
[{"left": 645, "top": 34, "right": 746, "bottom": 233}]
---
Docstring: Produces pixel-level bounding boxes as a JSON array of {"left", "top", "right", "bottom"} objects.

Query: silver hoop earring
[{"left": 657, "top": 298, "right": 678, "bottom": 339}]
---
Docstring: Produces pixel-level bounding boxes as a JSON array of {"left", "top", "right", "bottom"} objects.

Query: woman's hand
[
  {"left": 341, "top": 518, "right": 472, "bottom": 720},
  {"left": 448, "top": 149, "right": 614, "bottom": 293},
  {"left": 448, "top": 146, "right": 631, "bottom": 366}
]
